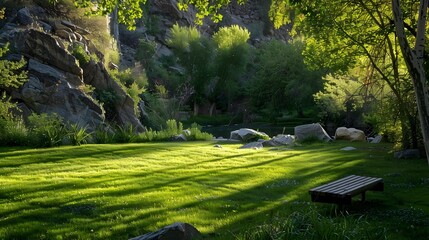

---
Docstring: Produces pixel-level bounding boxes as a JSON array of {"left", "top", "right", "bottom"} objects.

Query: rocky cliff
[{"left": 0, "top": 5, "right": 145, "bottom": 132}]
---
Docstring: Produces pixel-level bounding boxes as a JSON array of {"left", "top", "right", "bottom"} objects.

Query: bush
[
  {"left": 27, "top": 113, "right": 66, "bottom": 147},
  {"left": 0, "top": 94, "right": 29, "bottom": 146},
  {"left": 138, "top": 120, "right": 213, "bottom": 142},
  {"left": 67, "top": 124, "right": 92, "bottom": 146},
  {"left": 93, "top": 126, "right": 114, "bottom": 144},
  {"left": 113, "top": 124, "right": 138, "bottom": 143},
  {"left": 71, "top": 44, "right": 91, "bottom": 66}
]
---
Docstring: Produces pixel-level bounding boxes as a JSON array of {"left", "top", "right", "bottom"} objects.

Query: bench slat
[{"left": 309, "top": 175, "right": 384, "bottom": 205}]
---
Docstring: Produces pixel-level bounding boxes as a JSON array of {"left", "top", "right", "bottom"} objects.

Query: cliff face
[{"left": 0, "top": 5, "right": 145, "bottom": 132}]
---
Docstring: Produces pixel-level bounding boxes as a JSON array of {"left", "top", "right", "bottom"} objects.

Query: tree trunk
[
  {"left": 392, "top": 0, "right": 429, "bottom": 164},
  {"left": 111, "top": 7, "right": 120, "bottom": 53},
  {"left": 193, "top": 102, "right": 199, "bottom": 116},
  {"left": 209, "top": 103, "right": 216, "bottom": 117}
]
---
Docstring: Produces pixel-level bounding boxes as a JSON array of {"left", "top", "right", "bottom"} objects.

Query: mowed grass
[{"left": 0, "top": 141, "right": 428, "bottom": 239}]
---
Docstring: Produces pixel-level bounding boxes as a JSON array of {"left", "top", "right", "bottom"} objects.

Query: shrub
[
  {"left": 93, "top": 125, "right": 113, "bottom": 144},
  {"left": 113, "top": 124, "right": 138, "bottom": 143},
  {"left": 67, "top": 124, "right": 92, "bottom": 146},
  {"left": 27, "top": 113, "right": 67, "bottom": 147},
  {"left": 71, "top": 44, "right": 91, "bottom": 66},
  {"left": 0, "top": 94, "right": 28, "bottom": 146}
]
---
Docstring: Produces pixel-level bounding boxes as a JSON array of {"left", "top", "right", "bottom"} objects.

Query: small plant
[
  {"left": 113, "top": 124, "right": 138, "bottom": 143},
  {"left": 67, "top": 124, "right": 92, "bottom": 146},
  {"left": 71, "top": 44, "right": 91, "bottom": 66},
  {"left": 28, "top": 113, "right": 66, "bottom": 147},
  {"left": 93, "top": 125, "right": 113, "bottom": 144}
]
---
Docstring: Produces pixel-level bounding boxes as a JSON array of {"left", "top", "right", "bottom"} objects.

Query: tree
[
  {"left": 167, "top": 24, "right": 215, "bottom": 115},
  {"left": 212, "top": 25, "right": 250, "bottom": 113},
  {"left": 392, "top": 0, "right": 429, "bottom": 163},
  {"left": 278, "top": 0, "right": 423, "bottom": 150},
  {"left": 248, "top": 39, "right": 323, "bottom": 119},
  {"left": 0, "top": 9, "right": 27, "bottom": 89}
]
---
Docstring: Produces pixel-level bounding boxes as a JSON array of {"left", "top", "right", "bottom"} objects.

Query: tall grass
[{"left": 237, "top": 210, "right": 387, "bottom": 240}]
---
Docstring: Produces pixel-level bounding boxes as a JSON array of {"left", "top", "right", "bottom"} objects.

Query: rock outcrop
[{"left": 1, "top": 6, "right": 145, "bottom": 132}]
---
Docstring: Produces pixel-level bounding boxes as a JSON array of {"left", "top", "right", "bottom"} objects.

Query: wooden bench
[{"left": 309, "top": 175, "right": 384, "bottom": 206}]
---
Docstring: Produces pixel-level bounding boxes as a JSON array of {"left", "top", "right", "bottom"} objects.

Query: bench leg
[{"left": 361, "top": 191, "right": 366, "bottom": 202}]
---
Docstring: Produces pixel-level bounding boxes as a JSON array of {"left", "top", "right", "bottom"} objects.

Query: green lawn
[{"left": 0, "top": 141, "right": 428, "bottom": 239}]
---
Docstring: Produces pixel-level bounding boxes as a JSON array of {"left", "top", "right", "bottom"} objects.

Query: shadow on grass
[{"left": 0, "top": 142, "right": 428, "bottom": 239}]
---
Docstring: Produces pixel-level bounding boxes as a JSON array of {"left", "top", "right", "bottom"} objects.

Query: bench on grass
[{"left": 309, "top": 175, "right": 384, "bottom": 206}]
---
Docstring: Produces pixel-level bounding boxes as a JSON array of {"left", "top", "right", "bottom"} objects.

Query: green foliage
[
  {"left": 93, "top": 125, "right": 113, "bottom": 144},
  {"left": 212, "top": 25, "right": 250, "bottom": 110},
  {"left": 167, "top": 24, "right": 216, "bottom": 108},
  {"left": 67, "top": 124, "right": 92, "bottom": 146},
  {"left": 73, "top": 0, "right": 146, "bottom": 30},
  {"left": 109, "top": 68, "right": 147, "bottom": 113},
  {"left": 314, "top": 73, "right": 366, "bottom": 119},
  {"left": 0, "top": 43, "right": 27, "bottom": 88},
  {"left": 138, "top": 120, "right": 213, "bottom": 142},
  {"left": 27, "top": 113, "right": 67, "bottom": 147},
  {"left": 141, "top": 91, "right": 180, "bottom": 130},
  {"left": 95, "top": 88, "right": 121, "bottom": 115},
  {"left": 213, "top": 25, "right": 250, "bottom": 50},
  {"left": 71, "top": 44, "right": 91, "bottom": 66},
  {"left": 248, "top": 39, "right": 323, "bottom": 120},
  {"left": 165, "top": 119, "right": 183, "bottom": 135},
  {"left": 113, "top": 124, "right": 138, "bottom": 143},
  {"left": 135, "top": 39, "right": 157, "bottom": 68},
  {"left": 0, "top": 94, "right": 28, "bottom": 146}
]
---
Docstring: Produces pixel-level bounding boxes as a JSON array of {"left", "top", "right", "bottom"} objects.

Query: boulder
[
  {"left": 394, "top": 149, "right": 421, "bottom": 159},
  {"left": 335, "top": 127, "right": 366, "bottom": 141},
  {"left": 130, "top": 222, "right": 200, "bottom": 240},
  {"left": 262, "top": 134, "right": 295, "bottom": 147},
  {"left": 17, "top": 7, "right": 34, "bottom": 26},
  {"left": 240, "top": 141, "right": 264, "bottom": 149},
  {"left": 294, "top": 123, "right": 332, "bottom": 142},
  {"left": 230, "top": 128, "right": 269, "bottom": 142}
]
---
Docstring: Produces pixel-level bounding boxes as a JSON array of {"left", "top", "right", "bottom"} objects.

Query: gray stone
[
  {"left": 394, "top": 149, "right": 420, "bottom": 159},
  {"left": 230, "top": 128, "right": 269, "bottom": 142},
  {"left": 171, "top": 134, "right": 187, "bottom": 142},
  {"left": 335, "top": 127, "right": 366, "bottom": 141},
  {"left": 20, "top": 59, "right": 104, "bottom": 131},
  {"left": 130, "top": 222, "right": 200, "bottom": 240},
  {"left": 14, "top": 29, "right": 82, "bottom": 77},
  {"left": 294, "top": 123, "right": 332, "bottom": 142},
  {"left": 341, "top": 146, "right": 357, "bottom": 151},
  {"left": 370, "top": 135, "right": 383, "bottom": 144},
  {"left": 17, "top": 7, "right": 34, "bottom": 26},
  {"left": 263, "top": 134, "right": 295, "bottom": 147},
  {"left": 240, "top": 142, "right": 263, "bottom": 149}
]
